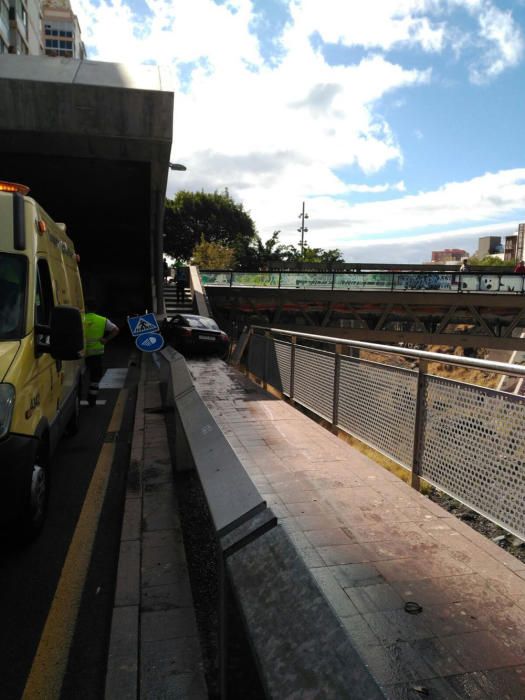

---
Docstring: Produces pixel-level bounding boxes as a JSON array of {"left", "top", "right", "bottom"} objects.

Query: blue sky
[{"left": 74, "top": 0, "right": 525, "bottom": 262}]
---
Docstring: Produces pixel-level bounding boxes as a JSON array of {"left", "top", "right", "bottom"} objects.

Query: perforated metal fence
[
  {"left": 247, "top": 333, "right": 266, "bottom": 381},
  {"left": 338, "top": 357, "right": 417, "bottom": 468},
  {"left": 243, "top": 327, "right": 525, "bottom": 540},
  {"left": 420, "top": 377, "right": 525, "bottom": 536},
  {"left": 271, "top": 339, "right": 292, "bottom": 396},
  {"left": 294, "top": 345, "right": 335, "bottom": 422}
]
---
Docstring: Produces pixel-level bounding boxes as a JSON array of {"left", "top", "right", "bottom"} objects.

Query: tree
[
  {"left": 318, "top": 248, "right": 345, "bottom": 266},
  {"left": 300, "top": 247, "right": 345, "bottom": 265},
  {"left": 237, "top": 232, "right": 345, "bottom": 269},
  {"left": 191, "top": 237, "right": 237, "bottom": 269},
  {"left": 164, "top": 189, "right": 257, "bottom": 260},
  {"left": 238, "top": 231, "right": 296, "bottom": 269},
  {"left": 467, "top": 255, "right": 513, "bottom": 267}
]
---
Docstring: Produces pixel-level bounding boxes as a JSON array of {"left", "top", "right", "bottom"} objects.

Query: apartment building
[
  {"left": 431, "top": 248, "right": 468, "bottom": 263},
  {"left": 42, "top": 0, "right": 85, "bottom": 59},
  {"left": 502, "top": 225, "right": 525, "bottom": 262},
  {"left": 0, "top": 0, "right": 84, "bottom": 57},
  {"left": 518, "top": 223, "right": 525, "bottom": 262},
  {"left": 505, "top": 234, "right": 517, "bottom": 262},
  {"left": 1, "top": 0, "right": 43, "bottom": 55},
  {"left": 0, "top": 0, "right": 8, "bottom": 53}
]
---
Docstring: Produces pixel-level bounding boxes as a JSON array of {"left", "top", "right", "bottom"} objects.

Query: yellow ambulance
[{"left": 0, "top": 180, "right": 84, "bottom": 539}]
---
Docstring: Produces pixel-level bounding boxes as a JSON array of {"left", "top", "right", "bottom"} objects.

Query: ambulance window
[
  {"left": 35, "top": 259, "right": 55, "bottom": 326},
  {"left": 0, "top": 253, "right": 26, "bottom": 340}
]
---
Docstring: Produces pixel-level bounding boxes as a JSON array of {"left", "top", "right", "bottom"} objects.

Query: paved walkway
[
  {"left": 187, "top": 358, "right": 525, "bottom": 700},
  {"left": 105, "top": 355, "right": 207, "bottom": 699}
]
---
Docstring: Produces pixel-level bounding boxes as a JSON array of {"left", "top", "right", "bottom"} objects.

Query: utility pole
[{"left": 297, "top": 201, "right": 309, "bottom": 260}]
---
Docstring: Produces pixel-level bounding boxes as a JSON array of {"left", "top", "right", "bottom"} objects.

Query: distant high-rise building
[
  {"left": 476, "top": 236, "right": 502, "bottom": 258},
  {"left": 1, "top": 0, "right": 85, "bottom": 57},
  {"left": 517, "top": 223, "right": 525, "bottom": 262},
  {"left": 0, "top": 0, "right": 9, "bottom": 54},
  {"left": 504, "top": 234, "right": 518, "bottom": 262},
  {"left": 42, "top": 0, "right": 85, "bottom": 58},
  {"left": 3, "top": 0, "right": 43, "bottom": 55},
  {"left": 431, "top": 248, "right": 468, "bottom": 263}
]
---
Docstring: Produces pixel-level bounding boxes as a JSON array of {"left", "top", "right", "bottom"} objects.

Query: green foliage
[
  {"left": 468, "top": 255, "right": 513, "bottom": 267},
  {"left": 191, "top": 236, "right": 237, "bottom": 269},
  {"left": 164, "top": 194, "right": 346, "bottom": 269},
  {"left": 164, "top": 189, "right": 257, "bottom": 260},
  {"left": 301, "top": 246, "right": 345, "bottom": 265},
  {"left": 237, "top": 231, "right": 345, "bottom": 269},
  {"left": 237, "top": 231, "right": 296, "bottom": 268}
]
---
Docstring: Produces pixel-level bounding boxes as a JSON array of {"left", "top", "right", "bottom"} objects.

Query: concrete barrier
[
  {"left": 189, "top": 265, "right": 213, "bottom": 318},
  {"left": 158, "top": 347, "right": 383, "bottom": 698}
]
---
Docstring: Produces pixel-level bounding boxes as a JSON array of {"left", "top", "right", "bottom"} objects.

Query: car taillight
[
  {"left": 219, "top": 332, "right": 229, "bottom": 341},
  {"left": 181, "top": 328, "right": 192, "bottom": 336}
]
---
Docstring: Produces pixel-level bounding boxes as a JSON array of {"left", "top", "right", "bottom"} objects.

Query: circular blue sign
[{"left": 135, "top": 332, "right": 164, "bottom": 352}]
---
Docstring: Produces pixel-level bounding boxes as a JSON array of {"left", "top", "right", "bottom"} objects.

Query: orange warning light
[{"left": 0, "top": 180, "right": 30, "bottom": 195}]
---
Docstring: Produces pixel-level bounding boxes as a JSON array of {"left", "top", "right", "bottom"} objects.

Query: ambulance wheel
[
  {"left": 18, "top": 450, "right": 49, "bottom": 542},
  {"left": 65, "top": 387, "right": 80, "bottom": 436}
]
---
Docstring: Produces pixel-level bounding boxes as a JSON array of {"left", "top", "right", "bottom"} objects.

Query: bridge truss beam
[{"left": 206, "top": 288, "right": 525, "bottom": 351}]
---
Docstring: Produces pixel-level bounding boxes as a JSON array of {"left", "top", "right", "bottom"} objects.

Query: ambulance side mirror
[{"left": 49, "top": 306, "right": 84, "bottom": 360}]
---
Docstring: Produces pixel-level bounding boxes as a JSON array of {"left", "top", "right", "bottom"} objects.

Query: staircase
[{"left": 164, "top": 284, "right": 193, "bottom": 317}]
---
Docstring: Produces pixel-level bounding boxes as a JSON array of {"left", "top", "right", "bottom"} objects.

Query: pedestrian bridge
[{"left": 200, "top": 268, "right": 525, "bottom": 350}]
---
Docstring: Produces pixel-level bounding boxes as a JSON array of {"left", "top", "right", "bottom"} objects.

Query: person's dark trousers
[
  {"left": 176, "top": 282, "right": 185, "bottom": 303},
  {"left": 86, "top": 354, "right": 104, "bottom": 406}
]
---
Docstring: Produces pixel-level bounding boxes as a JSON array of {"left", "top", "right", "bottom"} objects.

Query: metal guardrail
[
  {"left": 201, "top": 269, "right": 525, "bottom": 294},
  {"left": 242, "top": 327, "right": 525, "bottom": 540}
]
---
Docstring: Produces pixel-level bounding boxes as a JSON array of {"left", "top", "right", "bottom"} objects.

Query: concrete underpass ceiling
[
  {"left": 0, "top": 55, "right": 174, "bottom": 313},
  {"left": 0, "top": 152, "right": 150, "bottom": 263}
]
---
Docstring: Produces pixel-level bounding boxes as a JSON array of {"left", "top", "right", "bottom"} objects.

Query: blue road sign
[
  {"left": 135, "top": 332, "right": 164, "bottom": 352},
  {"left": 128, "top": 312, "right": 159, "bottom": 337}
]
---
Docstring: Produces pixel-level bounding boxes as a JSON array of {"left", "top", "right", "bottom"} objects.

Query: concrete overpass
[{"left": 0, "top": 55, "right": 174, "bottom": 321}]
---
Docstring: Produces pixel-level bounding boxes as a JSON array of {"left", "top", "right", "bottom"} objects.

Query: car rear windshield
[
  {"left": 0, "top": 253, "right": 27, "bottom": 340},
  {"left": 185, "top": 316, "right": 219, "bottom": 330}
]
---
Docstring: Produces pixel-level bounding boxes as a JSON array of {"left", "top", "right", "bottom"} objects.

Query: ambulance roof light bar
[{"left": 0, "top": 181, "right": 30, "bottom": 195}]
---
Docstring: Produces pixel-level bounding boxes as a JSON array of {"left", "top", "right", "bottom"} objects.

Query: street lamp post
[{"left": 297, "top": 201, "right": 309, "bottom": 261}]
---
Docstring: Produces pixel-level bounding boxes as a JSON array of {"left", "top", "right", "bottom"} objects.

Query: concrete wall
[{"left": 0, "top": 55, "right": 174, "bottom": 321}]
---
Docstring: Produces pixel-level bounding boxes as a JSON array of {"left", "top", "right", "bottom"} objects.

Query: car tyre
[
  {"left": 16, "top": 451, "right": 49, "bottom": 543},
  {"left": 65, "top": 386, "right": 81, "bottom": 436}
]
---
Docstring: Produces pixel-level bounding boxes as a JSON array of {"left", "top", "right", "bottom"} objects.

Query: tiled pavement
[
  {"left": 105, "top": 355, "right": 207, "bottom": 699},
  {"left": 186, "top": 358, "right": 525, "bottom": 700}
]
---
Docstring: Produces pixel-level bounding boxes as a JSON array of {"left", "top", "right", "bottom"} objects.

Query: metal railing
[
  {"left": 201, "top": 269, "right": 525, "bottom": 294},
  {"left": 241, "top": 327, "right": 525, "bottom": 540}
]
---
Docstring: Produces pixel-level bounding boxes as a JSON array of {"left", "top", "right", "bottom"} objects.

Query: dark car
[{"left": 162, "top": 314, "right": 230, "bottom": 357}]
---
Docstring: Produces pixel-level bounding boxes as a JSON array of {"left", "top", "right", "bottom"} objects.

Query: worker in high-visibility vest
[{"left": 83, "top": 299, "right": 119, "bottom": 407}]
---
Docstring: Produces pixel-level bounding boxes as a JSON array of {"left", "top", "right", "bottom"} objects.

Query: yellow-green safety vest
[{"left": 84, "top": 313, "right": 106, "bottom": 356}]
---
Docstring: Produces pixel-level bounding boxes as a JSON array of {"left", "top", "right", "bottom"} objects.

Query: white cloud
[
  {"left": 71, "top": 0, "right": 525, "bottom": 264},
  {"left": 345, "top": 181, "right": 406, "bottom": 193},
  {"left": 289, "top": 0, "right": 523, "bottom": 84},
  {"left": 471, "top": 3, "right": 524, "bottom": 82},
  {"left": 232, "top": 169, "right": 525, "bottom": 262},
  {"left": 75, "top": 0, "right": 262, "bottom": 67},
  {"left": 333, "top": 169, "right": 525, "bottom": 237},
  {"left": 289, "top": 0, "right": 447, "bottom": 53},
  {"left": 341, "top": 220, "right": 518, "bottom": 263}
]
